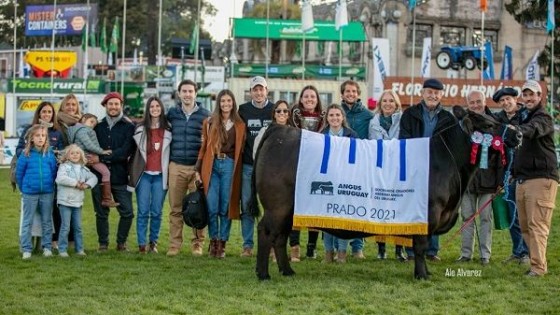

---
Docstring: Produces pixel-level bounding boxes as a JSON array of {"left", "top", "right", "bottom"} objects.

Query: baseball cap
[
  {"left": 250, "top": 76, "right": 267, "bottom": 89},
  {"left": 521, "top": 80, "right": 542, "bottom": 94}
]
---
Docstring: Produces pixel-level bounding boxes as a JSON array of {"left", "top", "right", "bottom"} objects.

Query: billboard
[{"left": 25, "top": 4, "right": 98, "bottom": 36}]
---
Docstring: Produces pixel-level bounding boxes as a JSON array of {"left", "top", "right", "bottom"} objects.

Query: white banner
[
  {"left": 294, "top": 130, "right": 429, "bottom": 235},
  {"left": 371, "top": 38, "right": 390, "bottom": 101},
  {"left": 301, "top": 1, "right": 314, "bottom": 32},
  {"left": 525, "top": 50, "right": 541, "bottom": 81},
  {"left": 420, "top": 37, "right": 432, "bottom": 78}
]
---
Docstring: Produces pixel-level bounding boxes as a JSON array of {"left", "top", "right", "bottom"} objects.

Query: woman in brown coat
[{"left": 197, "top": 89, "right": 246, "bottom": 258}]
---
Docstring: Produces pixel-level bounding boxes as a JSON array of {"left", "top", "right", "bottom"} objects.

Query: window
[
  {"left": 472, "top": 29, "right": 498, "bottom": 48},
  {"left": 407, "top": 24, "right": 433, "bottom": 46},
  {"left": 279, "top": 91, "right": 299, "bottom": 105},
  {"left": 439, "top": 26, "right": 466, "bottom": 46}
]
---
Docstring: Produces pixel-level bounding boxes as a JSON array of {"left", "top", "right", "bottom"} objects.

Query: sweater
[{"left": 238, "top": 100, "right": 274, "bottom": 165}]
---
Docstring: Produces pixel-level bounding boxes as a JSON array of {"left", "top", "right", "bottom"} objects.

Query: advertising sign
[
  {"left": 25, "top": 3, "right": 98, "bottom": 36},
  {"left": 15, "top": 96, "right": 62, "bottom": 137},
  {"left": 234, "top": 18, "right": 366, "bottom": 42},
  {"left": 9, "top": 78, "right": 103, "bottom": 94},
  {"left": 383, "top": 77, "right": 548, "bottom": 108},
  {"left": 25, "top": 50, "right": 77, "bottom": 78}
]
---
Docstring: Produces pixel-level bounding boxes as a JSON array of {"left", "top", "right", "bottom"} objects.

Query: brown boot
[
  {"left": 323, "top": 250, "right": 335, "bottom": 263},
  {"left": 101, "top": 182, "right": 120, "bottom": 208},
  {"left": 290, "top": 245, "right": 301, "bottom": 262},
  {"left": 337, "top": 251, "right": 347, "bottom": 264},
  {"left": 208, "top": 239, "right": 217, "bottom": 258},
  {"left": 217, "top": 240, "right": 226, "bottom": 259}
]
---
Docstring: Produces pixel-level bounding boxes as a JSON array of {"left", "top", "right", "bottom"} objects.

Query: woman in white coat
[{"left": 368, "top": 90, "right": 410, "bottom": 262}]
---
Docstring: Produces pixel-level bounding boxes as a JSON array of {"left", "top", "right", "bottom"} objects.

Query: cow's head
[{"left": 452, "top": 105, "right": 521, "bottom": 148}]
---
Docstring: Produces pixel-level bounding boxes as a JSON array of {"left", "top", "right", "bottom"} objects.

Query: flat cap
[
  {"left": 422, "top": 78, "right": 444, "bottom": 90},
  {"left": 101, "top": 92, "right": 124, "bottom": 106},
  {"left": 492, "top": 87, "right": 518, "bottom": 103}
]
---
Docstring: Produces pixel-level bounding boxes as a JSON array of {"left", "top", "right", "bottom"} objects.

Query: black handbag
[{"left": 182, "top": 183, "right": 209, "bottom": 229}]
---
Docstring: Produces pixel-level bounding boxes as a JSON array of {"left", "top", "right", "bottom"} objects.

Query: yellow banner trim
[{"left": 293, "top": 215, "right": 428, "bottom": 235}]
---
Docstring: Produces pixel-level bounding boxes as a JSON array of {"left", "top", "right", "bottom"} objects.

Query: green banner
[
  {"left": 233, "top": 18, "right": 366, "bottom": 42},
  {"left": 9, "top": 79, "right": 104, "bottom": 94},
  {"left": 233, "top": 64, "right": 365, "bottom": 79}
]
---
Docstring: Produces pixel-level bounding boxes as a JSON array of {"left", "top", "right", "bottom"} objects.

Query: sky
[{"left": 204, "top": 0, "right": 246, "bottom": 42}]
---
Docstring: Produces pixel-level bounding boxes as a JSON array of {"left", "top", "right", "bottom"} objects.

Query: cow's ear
[{"left": 452, "top": 105, "right": 467, "bottom": 119}]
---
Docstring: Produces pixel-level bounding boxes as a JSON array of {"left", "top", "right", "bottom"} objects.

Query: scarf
[
  {"left": 57, "top": 111, "right": 81, "bottom": 127},
  {"left": 106, "top": 111, "right": 124, "bottom": 130},
  {"left": 379, "top": 115, "right": 392, "bottom": 133},
  {"left": 39, "top": 119, "right": 54, "bottom": 128}
]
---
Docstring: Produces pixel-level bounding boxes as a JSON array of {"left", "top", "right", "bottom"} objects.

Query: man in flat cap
[
  {"left": 92, "top": 91, "right": 136, "bottom": 252},
  {"left": 493, "top": 87, "right": 530, "bottom": 265},
  {"left": 399, "top": 78, "right": 456, "bottom": 262},
  {"left": 511, "top": 80, "right": 558, "bottom": 277}
]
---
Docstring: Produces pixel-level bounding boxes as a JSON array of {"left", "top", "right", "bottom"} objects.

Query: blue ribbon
[
  {"left": 376, "top": 139, "right": 383, "bottom": 168},
  {"left": 349, "top": 138, "right": 356, "bottom": 164},
  {"left": 480, "top": 134, "right": 493, "bottom": 169},
  {"left": 320, "top": 134, "right": 331, "bottom": 174},
  {"left": 400, "top": 139, "right": 406, "bottom": 181}
]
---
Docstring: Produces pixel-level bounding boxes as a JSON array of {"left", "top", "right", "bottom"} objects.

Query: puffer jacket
[
  {"left": 56, "top": 162, "right": 98, "bottom": 207},
  {"left": 167, "top": 103, "right": 210, "bottom": 166},
  {"left": 15, "top": 148, "right": 58, "bottom": 194},
  {"left": 67, "top": 123, "right": 105, "bottom": 155},
  {"left": 341, "top": 100, "right": 373, "bottom": 139}
]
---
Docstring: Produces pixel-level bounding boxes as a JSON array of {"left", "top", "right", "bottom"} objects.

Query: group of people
[{"left": 14, "top": 75, "right": 557, "bottom": 277}]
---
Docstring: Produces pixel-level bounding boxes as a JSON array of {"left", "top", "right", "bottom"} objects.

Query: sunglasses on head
[{"left": 275, "top": 109, "right": 289, "bottom": 114}]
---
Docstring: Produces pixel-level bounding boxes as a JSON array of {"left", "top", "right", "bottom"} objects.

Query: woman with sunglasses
[{"left": 253, "top": 100, "right": 291, "bottom": 159}]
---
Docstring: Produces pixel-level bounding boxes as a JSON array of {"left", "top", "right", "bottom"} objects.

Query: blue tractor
[{"left": 436, "top": 45, "right": 488, "bottom": 71}]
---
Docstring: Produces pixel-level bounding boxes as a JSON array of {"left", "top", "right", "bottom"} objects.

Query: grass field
[{"left": 1, "top": 168, "right": 559, "bottom": 314}]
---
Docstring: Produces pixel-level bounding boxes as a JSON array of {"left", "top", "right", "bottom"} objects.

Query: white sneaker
[
  {"left": 43, "top": 249, "right": 53, "bottom": 257},
  {"left": 76, "top": 251, "right": 87, "bottom": 257},
  {"left": 59, "top": 252, "right": 69, "bottom": 258},
  {"left": 22, "top": 252, "right": 32, "bottom": 260}
]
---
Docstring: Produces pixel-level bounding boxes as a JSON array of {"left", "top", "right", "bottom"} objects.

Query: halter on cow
[{"left": 252, "top": 106, "right": 520, "bottom": 280}]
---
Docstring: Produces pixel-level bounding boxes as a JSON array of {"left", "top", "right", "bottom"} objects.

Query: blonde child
[
  {"left": 56, "top": 144, "right": 98, "bottom": 257},
  {"left": 16, "top": 125, "right": 58, "bottom": 259},
  {"left": 67, "top": 113, "right": 118, "bottom": 207}
]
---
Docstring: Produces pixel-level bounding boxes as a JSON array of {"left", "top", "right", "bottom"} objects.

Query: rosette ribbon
[
  {"left": 470, "top": 131, "right": 483, "bottom": 165},
  {"left": 479, "top": 133, "right": 493, "bottom": 169},
  {"left": 492, "top": 136, "right": 506, "bottom": 166}
]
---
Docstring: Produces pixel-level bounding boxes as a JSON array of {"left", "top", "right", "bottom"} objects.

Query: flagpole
[
  {"left": 120, "top": 0, "right": 127, "bottom": 96},
  {"left": 409, "top": 7, "right": 416, "bottom": 107},
  {"left": 550, "top": 33, "right": 554, "bottom": 116},
  {"left": 480, "top": 11, "right": 485, "bottom": 86},
  {"left": 194, "top": 0, "right": 202, "bottom": 85},
  {"left": 338, "top": 28, "right": 342, "bottom": 81},
  {"left": 50, "top": 0, "right": 57, "bottom": 96},
  {"left": 302, "top": 33, "right": 306, "bottom": 81},
  {"left": 157, "top": 0, "right": 163, "bottom": 79},
  {"left": 82, "top": 0, "right": 90, "bottom": 112},
  {"left": 265, "top": 0, "right": 270, "bottom": 80},
  {"left": 12, "top": 0, "right": 17, "bottom": 125}
]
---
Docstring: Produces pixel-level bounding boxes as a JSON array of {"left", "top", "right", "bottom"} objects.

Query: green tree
[{"left": 505, "top": 0, "right": 559, "bottom": 83}]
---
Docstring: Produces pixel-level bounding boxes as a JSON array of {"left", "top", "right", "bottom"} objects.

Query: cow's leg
[
  {"left": 256, "top": 220, "right": 272, "bottom": 281},
  {"left": 274, "top": 230, "right": 295, "bottom": 276},
  {"left": 413, "top": 235, "right": 430, "bottom": 280}
]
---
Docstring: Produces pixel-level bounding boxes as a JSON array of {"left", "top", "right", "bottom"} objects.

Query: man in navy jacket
[{"left": 91, "top": 92, "right": 136, "bottom": 252}]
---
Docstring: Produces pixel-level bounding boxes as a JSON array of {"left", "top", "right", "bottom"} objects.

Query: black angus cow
[{"left": 252, "top": 106, "right": 520, "bottom": 280}]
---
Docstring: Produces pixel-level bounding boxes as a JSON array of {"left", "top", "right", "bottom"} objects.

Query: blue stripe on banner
[
  {"left": 349, "top": 138, "right": 356, "bottom": 164},
  {"left": 320, "top": 134, "right": 331, "bottom": 174},
  {"left": 400, "top": 139, "right": 406, "bottom": 181},
  {"left": 376, "top": 139, "right": 383, "bottom": 168}
]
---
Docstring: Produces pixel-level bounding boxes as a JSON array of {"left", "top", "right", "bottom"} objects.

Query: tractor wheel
[
  {"left": 436, "top": 51, "right": 452, "bottom": 69},
  {"left": 464, "top": 56, "right": 477, "bottom": 70}
]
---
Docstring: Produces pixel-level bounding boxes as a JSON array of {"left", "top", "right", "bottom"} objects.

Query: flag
[
  {"left": 525, "top": 50, "right": 540, "bottom": 81},
  {"left": 335, "top": 0, "right": 348, "bottom": 31},
  {"left": 500, "top": 45, "right": 512, "bottom": 80},
  {"left": 109, "top": 17, "right": 119, "bottom": 53},
  {"left": 483, "top": 40, "right": 495, "bottom": 80},
  {"left": 480, "top": 0, "right": 487, "bottom": 12},
  {"left": 301, "top": 0, "right": 314, "bottom": 32},
  {"left": 420, "top": 37, "right": 432, "bottom": 78},
  {"left": 189, "top": 23, "right": 199, "bottom": 55},
  {"left": 371, "top": 38, "right": 390, "bottom": 101},
  {"left": 89, "top": 22, "right": 97, "bottom": 47},
  {"left": 100, "top": 18, "right": 107, "bottom": 53},
  {"left": 547, "top": 0, "right": 555, "bottom": 33},
  {"left": 81, "top": 26, "right": 87, "bottom": 51},
  {"left": 409, "top": 0, "right": 416, "bottom": 11}
]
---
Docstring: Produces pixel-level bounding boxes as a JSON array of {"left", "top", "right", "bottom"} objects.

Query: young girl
[
  {"left": 16, "top": 125, "right": 58, "bottom": 259},
  {"left": 320, "top": 104, "right": 358, "bottom": 263},
  {"left": 197, "top": 89, "right": 246, "bottom": 258},
  {"left": 128, "top": 97, "right": 172, "bottom": 254},
  {"left": 56, "top": 144, "right": 98, "bottom": 257}
]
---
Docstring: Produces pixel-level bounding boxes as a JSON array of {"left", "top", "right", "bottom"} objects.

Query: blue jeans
[
  {"left": 506, "top": 182, "right": 529, "bottom": 257},
  {"left": 240, "top": 163, "right": 255, "bottom": 249},
  {"left": 136, "top": 173, "right": 167, "bottom": 246},
  {"left": 350, "top": 238, "right": 364, "bottom": 253},
  {"left": 323, "top": 233, "right": 348, "bottom": 252},
  {"left": 58, "top": 205, "right": 83, "bottom": 253},
  {"left": 91, "top": 185, "right": 134, "bottom": 246},
  {"left": 20, "top": 193, "right": 54, "bottom": 252},
  {"left": 426, "top": 235, "right": 439, "bottom": 256},
  {"left": 207, "top": 158, "right": 234, "bottom": 241}
]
